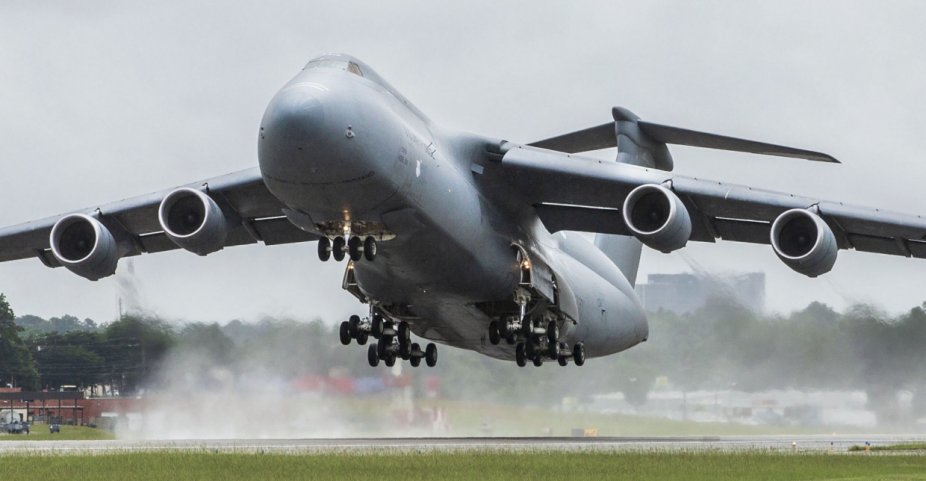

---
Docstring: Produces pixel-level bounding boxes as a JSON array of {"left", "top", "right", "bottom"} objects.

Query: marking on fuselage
[{"left": 416, "top": 159, "right": 421, "bottom": 178}]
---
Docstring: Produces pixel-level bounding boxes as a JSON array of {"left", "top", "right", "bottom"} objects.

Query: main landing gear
[
  {"left": 490, "top": 318, "right": 585, "bottom": 368},
  {"left": 318, "top": 236, "right": 377, "bottom": 262},
  {"left": 341, "top": 312, "right": 437, "bottom": 368}
]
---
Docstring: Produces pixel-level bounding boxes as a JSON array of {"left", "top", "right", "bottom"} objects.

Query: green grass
[
  {"left": 850, "top": 443, "right": 926, "bottom": 452},
  {"left": 0, "top": 425, "right": 114, "bottom": 441},
  {"left": 1, "top": 452, "right": 925, "bottom": 481}
]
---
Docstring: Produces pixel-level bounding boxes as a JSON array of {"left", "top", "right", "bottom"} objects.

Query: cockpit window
[{"left": 304, "top": 58, "right": 363, "bottom": 77}]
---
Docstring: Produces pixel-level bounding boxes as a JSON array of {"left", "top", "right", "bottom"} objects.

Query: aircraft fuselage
[{"left": 258, "top": 55, "right": 648, "bottom": 361}]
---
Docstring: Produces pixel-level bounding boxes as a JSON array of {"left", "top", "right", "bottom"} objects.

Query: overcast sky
[{"left": 1, "top": 1, "right": 925, "bottom": 324}]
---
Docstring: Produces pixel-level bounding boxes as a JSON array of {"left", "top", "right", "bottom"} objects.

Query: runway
[{"left": 1, "top": 435, "right": 925, "bottom": 454}]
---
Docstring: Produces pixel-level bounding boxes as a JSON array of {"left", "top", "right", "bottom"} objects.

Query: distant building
[{"left": 635, "top": 272, "right": 765, "bottom": 314}]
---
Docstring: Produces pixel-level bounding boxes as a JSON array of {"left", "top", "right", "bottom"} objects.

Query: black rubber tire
[
  {"left": 515, "top": 343, "right": 527, "bottom": 367},
  {"left": 410, "top": 356, "right": 421, "bottom": 367},
  {"left": 318, "top": 237, "right": 331, "bottom": 262},
  {"left": 385, "top": 353, "right": 396, "bottom": 367},
  {"left": 356, "top": 331, "right": 368, "bottom": 346},
  {"left": 547, "top": 321, "right": 559, "bottom": 345},
  {"left": 332, "top": 236, "right": 346, "bottom": 262},
  {"left": 573, "top": 342, "right": 586, "bottom": 367},
  {"left": 558, "top": 356, "right": 568, "bottom": 367},
  {"left": 367, "top": 344, "right": 380, "bottom": 367},
  {"left": 348, "top": 236, "right": 363, "bottom": 262},
  {"left": 397, "top": 322, "right": 411, "bottom": 346},
  {"left": 488, "top": 321, "right": 501, "bottom": 345},
  {"left": 377, "top": 339, "right": 389, "bottom": 359},
  {"left": 525, "top": 339, "right": 536, "bottom": 359},
  {"left": 339, "top": 321, "right": 351, "bottom": 345},
  {"left": 505, "top": 333, "right": 516, "bottom": 345},
  {"left": 521, "top": 318, "right": 533, "bottom": 337},
  {"left": 348, "top": 315, "right": 361, "bottom": 339},
  {"left": 548, "top": 339, "right": 559, "bottom": 359},
  {"left": 399, "top": 341, "right": 411, "bottom": 360},
  {"left": 371, "top": 314, "right": 384, "bottom": 339},
  {"left": 533, "top": 356, "right": 543, "bottom": 367},
  {"left": 425, "top": 343, "right": 438, "bottom": 367},
  {"left": 363, "top": 237, "right": 377, "bottom": 261}
]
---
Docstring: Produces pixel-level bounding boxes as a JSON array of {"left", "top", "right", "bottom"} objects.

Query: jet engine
[
  {"left": 158, "top": 188, "right": 228, "bottom": 256},
  {"left": 770, "top": 208, "right": 837, "bottom": 277},
  {"left": 622, "top": 184, "right": 692, "bottom": 253},
  {"left": 49, "top": 214, "right": 120, "bottom": 281}
]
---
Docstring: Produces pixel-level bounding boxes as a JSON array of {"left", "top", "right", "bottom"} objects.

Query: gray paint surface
[{"left": 1, "top": 2, "right": 925, "bottom": 326}]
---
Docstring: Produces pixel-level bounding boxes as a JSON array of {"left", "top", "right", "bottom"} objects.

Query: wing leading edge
[{"left": 0, "top": 167, "right": 317, "bottom": 268}]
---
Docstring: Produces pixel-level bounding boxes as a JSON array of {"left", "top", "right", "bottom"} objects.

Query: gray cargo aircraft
[{"left": 2, "top": 54, "right": 924, "bottom": 368}]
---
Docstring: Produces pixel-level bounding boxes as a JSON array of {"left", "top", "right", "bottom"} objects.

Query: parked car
[
  {"left": 6, "top": 421, "right": 24, "bottom": 434},
  {"left": 49, "top": 423, "right": 60, "bottom": 434}
]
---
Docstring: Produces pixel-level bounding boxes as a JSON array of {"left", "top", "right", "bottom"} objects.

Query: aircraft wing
[
  {"left": 497, "top": 145, "right": 926, "bottom": 260},
  {"left": 0, "top": 167, "right": 316, "bottom": 269}
]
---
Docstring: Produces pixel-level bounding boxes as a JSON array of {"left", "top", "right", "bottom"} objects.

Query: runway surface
[{"left": 1, "top": 435, "right": 925, "bottom": 454}]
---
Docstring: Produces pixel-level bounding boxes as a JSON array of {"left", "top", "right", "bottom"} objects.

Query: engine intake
[
  {"left": 49, "top": 214, "right": 120, "bottom": 281},
  {"left": 158, "top": 188, "right": 228, "bottom": 256},
  {"left": 622, "top": 184, "right": 692, "bottom": 253},
  {"left": 770, "top": 209, "right": 837, "bottom": 277}
]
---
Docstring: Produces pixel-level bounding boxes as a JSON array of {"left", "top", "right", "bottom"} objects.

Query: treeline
[{"left": 3, "top": 292, "right": 926, "bottom": 424}]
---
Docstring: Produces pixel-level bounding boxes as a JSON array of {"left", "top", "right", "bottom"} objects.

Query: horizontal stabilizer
[{"left": 528, "top": 107, "right": 838, "bottom": 164}]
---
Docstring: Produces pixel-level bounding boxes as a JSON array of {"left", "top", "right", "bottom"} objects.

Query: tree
[{"left": 0, "top": 294, "right": 38, "bottom": 389}]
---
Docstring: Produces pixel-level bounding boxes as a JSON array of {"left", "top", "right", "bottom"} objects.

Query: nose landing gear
[{"left": 318, "top": 236, "right": 378, "bottom": 263}]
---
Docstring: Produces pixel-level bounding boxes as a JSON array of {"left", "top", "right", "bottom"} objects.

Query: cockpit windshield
[{"left": 304, "top": 58, "right": 363, "bottom": 77}]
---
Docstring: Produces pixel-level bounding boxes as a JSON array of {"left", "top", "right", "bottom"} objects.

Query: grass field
[
  {"left": 1, "top": 452, "right": 925, "bottom": 481},
  {"left": 0, "top": 425, "right": 114, "bottom": 441}
]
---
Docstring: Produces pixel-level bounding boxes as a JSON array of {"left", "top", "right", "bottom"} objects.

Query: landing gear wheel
[
  {"left": 425, "top": 343, "right": 438, "bottom": 367},
  {"left": 573, "top": 342, "right": 586, "bottom": 367},
  {"left": 548, "top": 338, "right": 559, "bottom": 358},
  {"left": 533, "top": 356, "right": 543, "bottom": 367},
  {"left": 547, "top": 321, "right": 559, "bottom": 345},
  {"left": 397, "top": 322, "right": 411, "bottom": 347},
  {"left": 515, "top": 343, "right": 527, "bottom": 367},
  {"left": 356, "top": 331, "right": 369, "bottom": 346},
  {"left": 398, "top": 341, "right": 411, "bottom": 360},
  {"left": 521, "top": 318, "right": 533, "bottom": 337},
  {"left": 332, "top": 236, "right": 346, "bottom": 262},
  {"left": 525, "top": 339, "right": 536, "bottom": 359},
  {"left": 505, "top": 333, "right": 516, "bottom": 345},
  {"left": 410, "top": 343, "right": 421, "bottom": 367},
  {"left": 363, "top": 237, "right": 377, "bottom": 261},
  {"left": 318, "top": 237, "right": 331, "bottom": 262},
  {"left": 348, "top": 236, "right": 363, "bottom": 262},
  {"left": 367, "top": 344, "right": 380, "bottom": 367},
  {"left": 384, "top": 353, "right": 396, "bottom": 367},
  {"left": 371, "top": 314, "right": 384, "bottom": 339},
  {"left": 558, "top": 356, "right": 568, "bottom": 367},
  {"left": 377, "top": 338, "right": 390, "bottom": 359},
  {"left": 488, "top": 321, "right": 501, "bottom": 345},
  {"left": 348, "top": 315, "right": 361, "bottom": 339},
  {"left": 339, "top": 321, "right": 351, "bottom": 345}
]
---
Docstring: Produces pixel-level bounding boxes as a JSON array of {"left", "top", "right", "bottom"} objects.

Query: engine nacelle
[
  {"left": 622, "top": 184, "right": 692, "bottom": 253},
  {"left": 770, "top": 209, "right": 837, "bottom": 277},
  {"left": 158, "top": 188, "right": 228, "bottom": 256},
  {"left": 49, "top": 214, "right": 120, "bottom": 281}
]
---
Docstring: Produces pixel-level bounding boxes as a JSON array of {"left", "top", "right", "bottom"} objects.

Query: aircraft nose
[{"left": 259, "top": 85, "right": 327, "bottom": 146}]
